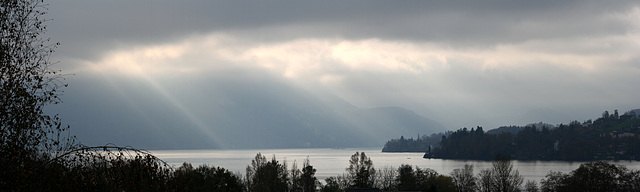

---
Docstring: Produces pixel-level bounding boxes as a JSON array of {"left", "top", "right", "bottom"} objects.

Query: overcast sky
[{"left": 47, "top": 0, "right": 640, "bottom": 139}]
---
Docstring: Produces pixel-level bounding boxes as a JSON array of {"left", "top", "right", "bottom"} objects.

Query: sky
[{"left": 45, "top": 0, "right": 640, "bottom": 147}]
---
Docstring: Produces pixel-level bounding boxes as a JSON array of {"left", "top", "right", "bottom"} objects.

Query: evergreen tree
[
  {"left": 246, "top": 153, "right": 289, "bottom": 192},
  {"left": 300, "top": 157, "right": 318, "bottom": 192}
]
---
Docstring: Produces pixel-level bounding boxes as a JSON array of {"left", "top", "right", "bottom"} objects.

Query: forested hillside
[
  {"left": 382, "top": 132, "right": 452, "bottom": 152},
  {"left": 428, "top": 109, "right": 640, "bottom": 160}
]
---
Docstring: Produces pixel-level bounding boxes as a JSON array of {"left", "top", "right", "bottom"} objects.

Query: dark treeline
[
  {"left": 429, "top": 109, "right": 640, "bottom": 160},
  {"left": 1, "top": 149, "right": 455, "bottom": 191},
  {"left": 382, "top": 132, "right": 452, "bottom": 152},
  {"left": 7, "top": 149, "right": 640, "bottom": 192}
]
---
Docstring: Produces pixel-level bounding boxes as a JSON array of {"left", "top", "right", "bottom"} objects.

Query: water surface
[{"left": 151, "top": 148, "right": 640, "bottom": 183}]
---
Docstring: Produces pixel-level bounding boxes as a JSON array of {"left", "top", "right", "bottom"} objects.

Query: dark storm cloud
[{"left": 49, "top": 0, "right": 638, "bottom": 60}]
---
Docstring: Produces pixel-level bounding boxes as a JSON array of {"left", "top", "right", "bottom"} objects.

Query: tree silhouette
[
  {"left": 1, "top": 0, "right": 72, "bottom": 190},
  {"left": 451, "top": 164, "right": 477, "bottom": 192},
  {"left": 540, "top": 171, "right": 567, "bottom": 192},
  {"left": 524, "top": 180, "right": 539, "bottom": 192},
  {"left": 561, "top": 161, "right": 630, "bottom": 192},
  {"left": 394, "top": 164, "right": 456, "bottom": 192},
  {"left": 299, "top": 157, "right": 318, "bottom": 192},
  {"left": 170, "top": 162, "right": 243, "bottom": 192},
  {"left": 1, "top": 0, "right": 69, "bottom": 153},
  {"left": 477, "top": 156, "right": 523, "bottom": 192},
  {"left": 347, "top": 151, "right": 376, "bottom": 188},
  {"left": 246, "top": 153, "right": 289, "bottom": 192},
  {"left": 396, "top": 164, "right": 418, "bottom": 190},
  {"left": 540, "top": 161, "right": 640, "bottom": 192}
]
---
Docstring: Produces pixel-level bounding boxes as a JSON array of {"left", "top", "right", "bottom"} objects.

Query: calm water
[{"left": 151, "top": 148, "right": 640, "bottom": 183}]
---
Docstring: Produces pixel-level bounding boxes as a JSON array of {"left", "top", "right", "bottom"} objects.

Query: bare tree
[
  {"left": 477, "top": 169, "right": 495, "bottom": 192},
  {"left": 492, "top": 158, "right": 523, "bottom": 192},
  {"left": 478, "top": 158, "right": 523, "bottom": 192},
  {"left": 376, "top": 165, "right": 397, "bottom": 191},
  {"left": 451, "top": 164, "right": 477, "bottom": 192}
]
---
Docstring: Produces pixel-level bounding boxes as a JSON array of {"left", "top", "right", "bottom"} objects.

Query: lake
[{"left": 151, "top": 148, "right": 640, "bottom": 183}]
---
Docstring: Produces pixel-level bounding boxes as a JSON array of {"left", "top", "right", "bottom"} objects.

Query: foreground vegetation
[{"left": 5, "top": 148, "right": 640, "bottom": 192}]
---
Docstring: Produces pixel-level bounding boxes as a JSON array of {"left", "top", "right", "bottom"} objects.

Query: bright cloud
[
  {"left": 81, "top": 29, "right": 639, "bottom": 83},
  {"left": 65, "top": 3, "right": 640, "bottom": 131}
]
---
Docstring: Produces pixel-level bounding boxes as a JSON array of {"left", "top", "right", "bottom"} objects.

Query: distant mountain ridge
[{"left": 66, "top": 71, "right": 446, "bottom": 150}]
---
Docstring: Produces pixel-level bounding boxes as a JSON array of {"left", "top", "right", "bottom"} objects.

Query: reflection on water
[{"left": 151, "top": 148, "right": 640, "bottom": 183}]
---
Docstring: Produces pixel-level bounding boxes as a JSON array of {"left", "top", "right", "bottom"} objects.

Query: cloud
[
  {"left": 51, "top": 0, "right": 640, "bottom": 131},
  {"left": 49, "top": 1, "right": 639, "bottom": 60},
  {"left": 71, "top": 20, "right": 640, "bottom": 128}
]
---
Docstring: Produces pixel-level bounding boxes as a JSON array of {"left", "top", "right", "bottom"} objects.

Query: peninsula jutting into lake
[{"left": 384, "top": 109, "right": 640, "bottom": 161}]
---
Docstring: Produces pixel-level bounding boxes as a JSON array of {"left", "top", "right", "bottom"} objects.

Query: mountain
[{"left": 55, "top": 71, "right": 445, "bottom": 150}]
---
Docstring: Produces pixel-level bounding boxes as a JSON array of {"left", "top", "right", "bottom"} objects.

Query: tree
[
  {"left": 246, "top": 153, "right": 289, "bottom": 192},
  {"left": 290, "top": 160, "right": 302, "bottom": 191},
  {"left": 433, "top": 175, "right": 457, "bottom": 192},
  {"left": 1, "top": 0, "right": 71, "bottom": 190},
  {"left": 322, "top": 177, "right": 341, "bottom": 192},
  {"left": 299, "top": 157, "right": 318, "bottom": 192},
  {"left": 1, "top": 0, "right": 68, "bottom": 153},
  {"left": 477, "top": 169, "right": 494, "bottom": 192},
  {"left": 396, "top": 164, "right": 417, "bottom": 190},
  {"left": 376, "top": 165, "right": 397, "bottom": 191},
  {"left": 491, "top": 157, "right": 523, "bottom": 192},
  {"left": 347, "top": 151, "right": 376, "bottom": 188},
  {"left": 477, "top": 157, "right": 523, "bottom": 192},
  {"left": 170, "top": 163, "right": 200, "bottom": 191},
  {"left": 622, "top": 170, "right": 640, "bottom": 191},
  {"left": 191, "top": 164, "right": 243, "bottom": 192},
  {"left": 538, "top": 161, "right": 640, "bottom": 192},
  {"left": 524, "top": 180, "right": 538, "bottom": 192},
  {"left": 602, "top": 110, "right": 610, "bottom": 119},
  {"left": 540, "top": 171, "right": 566, "bottom": 192},
  {"left": 322, "top": 173, "right": 350, "bottom": 192},
  {"left": 393, "top": 164, "right": 455, "bottom": 192},
  {"left": 451, "top": 164, "right": 477, "bottom": 192},
  {"left": 560, "top": 161, "right": 627, "bottom": 192}
]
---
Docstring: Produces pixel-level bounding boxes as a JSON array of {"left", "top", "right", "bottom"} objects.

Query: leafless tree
[
  {"left": 451, "top": 164, "right": 477, "bottom": 192},
  {"left": 478, "top": 158, "right": 523, "bottom": 192},
  {"left": 376, "top": 165, "right": 397, "bottom": 190}
]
